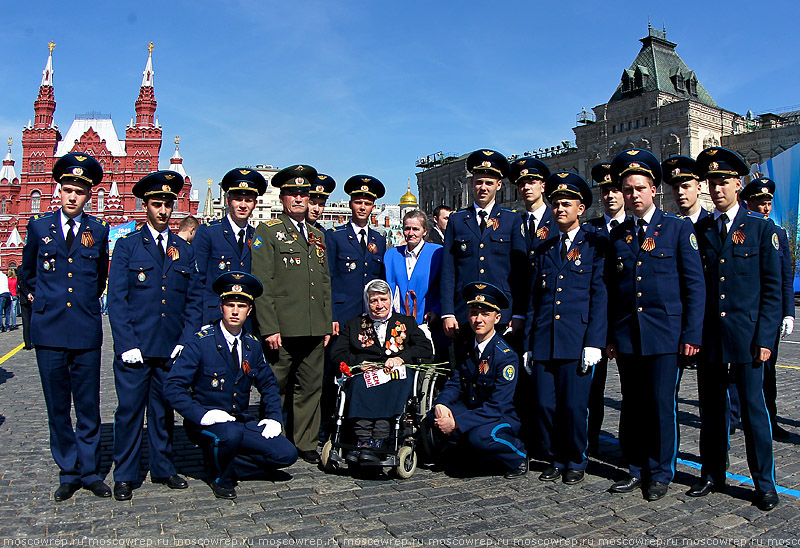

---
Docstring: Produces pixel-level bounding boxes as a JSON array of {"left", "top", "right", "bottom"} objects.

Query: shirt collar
[
  {"left": 529, "top": 203, "right": 546, "bottom": 224},
  {"left": 473, "top": 201, "right": 496, "bottom": 218},
  {"left": 633, "top": 205, "right": 656, "bottom": 226},
  {"left": 405, "top": 240, "right": 425, "bottom": 257},
  {"left": 350, "top": 221, "right": 369, "bottom": 236},
  {"left": 146, "top": 223, "right": 170, "bottom": 243},
  {"left": 287, "top": 216, "right": 306, "bottom": 234},
  {"left": 475, "top": 334, "right": 493, "bottom": 357},
  {"left": 227, "top": 214, "right": 247, "bottom": 236},
  {"left": 604, "top": 211, "right": 625, "bottom": 225},
  {"left": 369, "top": 311, "right": 392, "bottom": 324},
  {"left": 60, "top": 210, "right": 83, "bottom": 228},
  {"left": 219, "top": 322, "right": 242, "bottom": 347},
  {"left": 714, "top": 202, "right": 739, "bottom": 222},
  {"left": 560, "top": 226, "right": 581, "bottom": 242}
]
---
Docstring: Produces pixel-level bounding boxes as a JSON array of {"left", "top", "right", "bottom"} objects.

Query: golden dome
[{"left": 399, "top": 182, "right": 418, "bottom": 206}]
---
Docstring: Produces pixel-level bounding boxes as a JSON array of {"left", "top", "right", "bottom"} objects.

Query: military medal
[
  {"left": 349, "top": 262, "right": 356, "bottom": 270},
  {"left": 211, "top": 379, "right": 219, "bottom": 388},
  {"left": 137, "top": 272, "right": 146, "bottom": 282},
  {"left": 641, "top": 237, "right": 655, "bottom": 252},
  {"left": 488, "top": 218, "right": 499, "bottom": 231},
  {"left": 460, "top": 243, "right": 467, "bottom": 252},
  {"left": 43, "top": 261, "right": 50, "bottom": 271},
  {"left": 625, "top": 234, "right": 633, "bottom": 244},
  {"left": 567, "top": 248, "right": 580, "bottom": 262},
  {"left": 167, "top": 246, "right": 179, "bottom": 261},
  {"left": 218, "top": 261, "right": 226, "bottom": 270},
  {"left": 367, "top": 242, "right": 378, "bottom": 254},
  {"left": 247, "top": 238, "right": 252, "bottom": 248},
  {"left": 536, "top": 226, "right": 549, "bottom": 240},
  {"left": 81, "top": 231, "right": 95, "bottom": 248},
  {"left": 732, "top": 230, "right": 746, "bottom": 245},
  {"left": 276, "top": 231, "right": 286, "bottom": 241},
  {"left": 479, "top": 360, "right": 490, "bottom": 374},
  {"left": 241, "top": 360, "right": 250, "bottom": 375}
]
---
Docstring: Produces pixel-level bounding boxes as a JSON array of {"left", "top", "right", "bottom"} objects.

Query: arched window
[
  {"left": 113, "top": 160, "right": 120, "bottom": 173},
  {"left": 1, "top": 198, "right": 6, "bottom": 214},
  {"left": 31, "top": 190, "right": 41, "bottom": 214},
  {"left": 97, "top": 189, "right": 105, "bottom": 212}
]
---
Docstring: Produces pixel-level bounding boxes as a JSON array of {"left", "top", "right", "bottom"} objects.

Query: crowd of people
[{"left": 20, "top": 145, "right": 793, "bottom": 512}]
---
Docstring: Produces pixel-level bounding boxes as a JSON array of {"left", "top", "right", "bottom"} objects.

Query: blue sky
[{"left": 2, "top": 0, "right": 799, "bottom": 203}]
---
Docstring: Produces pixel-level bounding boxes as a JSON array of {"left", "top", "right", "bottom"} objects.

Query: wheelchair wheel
[
  {"left": 416, "top": 368, "right": 443, "bottom": 461},
  {"left": 320, "top": 440, "right": 338, "bottom": 472},
  {"left": 394, "top": 446, "right": 417, "bottom": 479}
]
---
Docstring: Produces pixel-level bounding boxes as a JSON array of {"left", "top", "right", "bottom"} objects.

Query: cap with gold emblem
[
  {"left": 132, "top": 170, "right": 185, "bottom": 199},
  {"left": 212, "top": 271, "right": 263, "bottom": 302},
  {"left": 52, "top": 152, "right": 103, "bottom": 187},
  {"left": 544, "top": 171, "right": 593, "bottom": 207},
  {"left": 462, "top": 281, "right": 509, "bottom": 312},
  {"left": 509, "top": 157, "right": 550, "bottom": 184},
  {"left": 590, "top": 162, "right": 616, "bottom": 188},
  {"left": 220, "top": 167, "right": 267, "bottom": 196},
  {"left": 610, "top": 149, "right": 662, "bottom": 186},
  {"left": 310, "top": 173, "right": 336, "bottom": 198},
  {"left": 344, "top": 175, "right": 385, "bottom": 200},
  {"left": 271, "top": 164, "right": 317, "bottom": 191},
  {"left": 466, "top": 149, "right": 510, "bottom": 179},
  {"left": 695, "top": 147, "right": 748, "bottom": 180},
  {"left": 661, "top": 156, "right": 698, "bottom": 186},
  {"left": 740, "top": 177, "right": 775, "bottom": 202}
]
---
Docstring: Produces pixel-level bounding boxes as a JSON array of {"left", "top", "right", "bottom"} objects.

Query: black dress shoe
[
  {"left": 86, "top": 480, "right": 112, "bottom": 498},
  {"left": 772, "top": 424, "right": 792, "bottom": 440},
  {"left": 209, "top": 481, "right": 236, "bottom": 500},
  {"left": 153, "top": 475, "right": 188, "bottom": 489},
  {"left": 113, "top": 482, "right": 133, "bottom": 501},
  {"left": 563, "top": 469, "right": 585, "bottom": 485},
  {"left": 300, "top": 450, "right": 321, "bottom": 464},
  {"left": 609, "top": 476, "right": 641, "bottom": 493},
  {"left": 756, "top": 490, "right": 779, "bottom": 511},
  {"left": 504, "top": 459, "right": 528, "bottom": 479},
  {"left": 54, "top": 482, "right": 80, "bottom": 502},
  {"left": 645, "top": 481, "right": 668, "bottom": 501},
  {"left": 538, "top": 466, "right": 562, "bottom": 482},
  {"left": 687, "top": 479, "right": 724, "bottom": 497}
]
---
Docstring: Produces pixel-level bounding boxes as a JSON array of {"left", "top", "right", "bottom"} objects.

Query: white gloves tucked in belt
[
  {"left": 170, "top": 345, "right": 184, "bottom": 359},
  {"left": 200, "top": 409, "right": 236, "bottom": 426},
  {"left": 581, "top": 347, "right": 603, "bottom": 373},
  {"left": 121, "top": 348, "right": 144, "bottom": 364},
  {"left": 781, "top": 316, "right": 794, "bottom": 339},
  {"left": 258, "top": 419, "right": 282, "bottom": 439}
]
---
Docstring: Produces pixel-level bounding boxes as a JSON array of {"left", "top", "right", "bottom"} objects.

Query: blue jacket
[
  {"left": 605, "top": 208, "right": 705, "bottom": 355},
  {"left": 434, "top": 332, "right": 519, "bottom": 433},
  {"left": 530, "top": 227, "right": 607, "bottom": 361},
  {"left": 193, "top": 218, "right": 255, "bottom": 325},
  {"left": 164, "top": 323, "right": 282, "bottom": 426},
  {"left": 21, "top": 210, "right": 109, "bottom": 349},
  {"left": 384, "top": 242, "right": 443, "bottom": 324},
  {"left": 695, "top": 208, "right": 782, "bottom": 363},
  {"left": 441, "top": 206, "right": 528, "bottom": 324},
  {"left": 772, "top": 221, "right": 795, "bottom": 319},
  {"left": 108, "top": 227, "right": 202, "bottom": 358},
  {"left": 520, "top": 206, "right": 555, "bottom": 268},
  {"left": 328, "top": 224, "right": 386, "bottom": 323}
]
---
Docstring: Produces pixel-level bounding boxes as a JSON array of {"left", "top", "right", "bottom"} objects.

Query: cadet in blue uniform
[
  {"left": 22, "top": 152, "right": 111, "bottom": 501},
  {"left": 605, "top": 149, "right": 705, "bottom": 501},
  {"left": 663, "top": 156, "right": 710, "bottom": 225},
  {"left": 440, "top": 150, "right": 528, "bottom": 341},
  {"left": 510, "top": 156, "right": 553, "bottom": 272},
  {"left": 328, "top": 176, "right": 386, "bottom": 330},
  {"left": 584, "top": 162, "right": 627, "bottom": 456},
  {"left": 307, "top": 173, "right": 335, "bottom": 232},
  {"left": 108, "top": 171, "right": 202, "bottom": 500},
  {"left": 531, "top": 172, "right": 607, "bottom": 485},
  {"left": 741, "top": 177, "right": 794, "bottom": 440},
  {"left": 687, "top": 149, "right": 782, "bottom": 511},
  {"left": 433, "top": 282, "right": 528, "bottom": 478},
  {"left": 165, "top": 273, "right": 297, "bottom": 499},
  {"left": 193, "top": 168, "right": 266, "bottom": 327}
]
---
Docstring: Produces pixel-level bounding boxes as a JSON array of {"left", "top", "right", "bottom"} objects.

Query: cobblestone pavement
[{"left": 1, "top": 317, "right": 799, "bottom": 546}]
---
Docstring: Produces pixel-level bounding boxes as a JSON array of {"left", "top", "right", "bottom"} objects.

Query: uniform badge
[
  {"left": 625, "top": 234, "right": 633, "bottom": 244},
  {"left": 275, "top": 231, "right": 286, "bottom": 241},
  {"left": 503, "top": 365, "right": 515, "bottom": 381},
  {"left": 349, "top": 262, "right": 356, "bottom": 270},
  {"left": 479, "top": 360, "right": 490, "bottom": 374},
  {"left": 536, "top": 226, "right": 549, "bottom": 240},
  {"left": 567, "top": 248, "right": 580, "bottom": 262},
  {"left": 218, "top": 261, "right": 227, "bottom": 270},
  {"left": 81, "top": 231, "right": 95, "bottom": 248},
  {"left": 689, "top": 233, "right": 698, "bottom": 250},
  {"left": 732, "top": 230, "right": 746, "bottom": 245},
  {"left": 137, "top": 271, "right": 146, "bottom": 282},
  {"left": 166, "top": 246, "right": 179, "bottom": 261},
  {"left": 41, "top": 236, "right": 52, "bottom": 244},
  {"left": 520, "top": 224, "right": 525, "bottom": 237},
  {"left": 460, "top": 243, "right": 467, "bottom": 252},
  {"left": 43, "top": 261, "right": 50, "bottom": 271},
  {"left": 617, "top": 262, "right": 624, "bottom": 272},
  {"left": 252, "top": 236, "right": 263, "bottom": 249},
  {"left": 211, "top": 379, "right": 219, "bottom": 388},
  {"left": 641, "top": 237, "right": 655, "bottom": 252},
  {"left": 772, "top": 232, "right": 779, "bottom": 250},
  {"left": 241, "top": 360, "right": 250, "bottom": 375},
  {"left": 487, "top": 218, "right": 499, "bottom": 231},
  {"left": 367, "top": 242, "right": 378, "bottom": 254}
]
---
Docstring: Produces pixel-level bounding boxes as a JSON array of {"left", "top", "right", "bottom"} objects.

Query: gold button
[
  {"left": 720, "top": 277, "right": 725, "bottom": 282},
  {"left": 66, "top": 302, "right": 71, "bottom": 307},
  {"left": 479, "top": 256, "right": 485, "bottom": 261},
  {"left": 636, "top": 292, "right": 642, "bottom": 297},
  {"left": 163, "top": 274, "right": 167, "bottom": 279},
  {"left": 310, "top": 268, "right": 314, "bottom": 272},
  {"left": 161, "top": 313, "right": 166, "bottom": 317},
  {"left": 558, "top": 275, "right": 564, "bottom": 280},
  {"left": 480, "top": 243, "right": 485, "bottom": 248},
  {"left": 161, "top": 299, "right": 166, "bottom": 304},
  {"left": 636, "top": 276, "right": 642, "bottom": 281},
  {"left": 720, "top": 259, "right": 725, "bottom": 264},
  {"left": 233, "top": 393, "right": 237, "bottom": 397},
  {"left": 311, "top": 296, "right": 315, "bottom": 299},
  {"left": 311, "top": 282, "right": 315, "bottom": 286},
  {"left": 556, "top": 301, "right": 561, "bottom": 305},
  {"left": 720, "top": 312, "right": 726, "bottom": 317},
  {"left": 68, "top": 273, "right": 73, "bottom": 278},
  {"left": 555, "top": 315, "right": 561, "bottom": 320},
  {"left": 162, "top": 286, "right": 166, "bottom": 291},
  {"left": 68, "top": 258, "right": 73, "bottom": 263},
  {"left": 480, "top": 269, "right": 485, "bottom": 274},
  {"left": 636, "top": 261, "right": 642, "bottom": 266},
  {"left": 720, "top": 294, "right": 726, "bottom": 300},
  {"left": 68, "top": 287, "right": 73, "bottom": 293},
  {"left": 233, "top": 405, "right": 237, "bottom": 409},
  {"left": 557, "top": 287, "right": 562, "bottom": 292},
  {"left": 637, "top": 307, "right": 643, "bottom": 312}
]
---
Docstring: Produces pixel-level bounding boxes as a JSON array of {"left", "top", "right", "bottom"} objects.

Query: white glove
[
  {"left": 522, "top": 351, "right": 533, "bottom": 375},
  {"left": 170, "top": 345, "right": 184, "bottom": 359},
  {"left": 258, "top": 419, "right": 282, "bottom": 439},
  {"left": 781, "top": 316, "right": 794, "bottom": 339},
  {"left": 121, "top": 348, "right": 144, "bottom": 364},
  {"left": 200, "top": 409, "right": 236, "bottom": 426},
  {"left": 581, "top": 347, "right": 603, "bottom": 373}
]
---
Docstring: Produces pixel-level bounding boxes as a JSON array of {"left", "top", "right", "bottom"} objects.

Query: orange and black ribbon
[
  {"left": 641, "top": 237, "right": 656, "bottom": 252},
  {"left": 404, "top": 290, "right": 418, "bottom": 319},
  {"left": 731, "top": 230, "right": 746, "bottom": 244},
  {"left": 166, "top": 246, "right": 180, "bottom": 261},
  {"left": 81, "top": 231, "right": 95, "bottom": 248},
  {"left": 536, "top": 226, "right": 549, "bottom": 240}
]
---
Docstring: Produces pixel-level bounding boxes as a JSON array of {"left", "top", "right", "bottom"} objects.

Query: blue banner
[{"left": 108, "top": 220, "right": 136, "bottom": 253}]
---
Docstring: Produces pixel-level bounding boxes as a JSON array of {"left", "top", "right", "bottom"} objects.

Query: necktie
[
  {"left": 478, "top": 210, "right": 487, "bottom": 233},
  {"left": 471, "top": 345, "right": 480, "bottom": 365},
  {"left": 65, "top": 218, "right": 76, "bottom": 250},
  {"left": 237, "top": 229, "right": 245, "bottom": 253},
  {"left": 298, "top": 222, "right": 306, "bottom": 243},
  {"left": 157, "top": 234, "right": 165, "bottom": 262},
  {"left": 637, "top": 218, "right": 647, "bottom": 246},
  {"left": 359, "top": 229, "right": 367, "bottom": 253},
  {"left": 231, "top": 338, "right": 239, "bottom": 369},
  {"left": 610, "top": 219, "right": 619, "bottom": 229},
  {"left": 560, "top": 233, "right": 569, "bottom": 261},
  {"left": 529, "top": 215, "right": 535, "bottom": 235},
  {"left": 719, "top": 213, "right": 728, "bottom": 241}
]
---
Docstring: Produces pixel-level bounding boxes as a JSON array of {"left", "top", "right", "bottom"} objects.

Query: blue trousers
[
  {"left": 534, "top": 359, "right": 593, "bottom": 470},
  {"left": 36, "top": 346, "right": 103, "bottom": 485},
  {"left": 697, "top": 361, "right": 776, "bottom": 493},
  {"left": 0, "top": 293, "right": 10, "bottom": 329},
  {"left": 196, "top": 420, "right": 298, "bottom": 488},
  {"left": 112, "top": 357, "right": 176, "bottom": 482},
  {"left": 617, "top": 353, "right": 679, "bottom": 484},
  {"left": 433, "top": 411, "right": 527, "bottom": 471}
]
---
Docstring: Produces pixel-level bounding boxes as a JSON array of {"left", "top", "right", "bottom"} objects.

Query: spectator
[
  {"left": 9, "top": 267, "right": 18, "bottom": 330},
  {"left": 0, "top": 267, "right": 10, "bottom": 332},
  {"left": 177, "top": 215, "right": 199, "bottom": 243}
]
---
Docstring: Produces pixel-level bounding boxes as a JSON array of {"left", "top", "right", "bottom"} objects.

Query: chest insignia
[
  {"left": 641, "top": 237, "right": 655, "bottom": 252},
  {"left": 138, "top": 272, "right": 146, "bottom": 282}
]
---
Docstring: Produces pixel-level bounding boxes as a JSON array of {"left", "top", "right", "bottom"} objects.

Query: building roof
[
  {"left": 168, "top": 137, "right": 187, "bottom": 178},
  {"left": 609, "top": 27, "right": 717, "bottom": 108},
  {"left": 399, "top": 183, "right": 418, "bottom": 206},
  {"left": 0, "top": 139, "right": 17, "bottom": 183},
  {"left": 55, "top": 118, "right": 126, "bottom": 157}
]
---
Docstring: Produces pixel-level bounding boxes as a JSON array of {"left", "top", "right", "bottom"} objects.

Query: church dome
[{"left": 399, "top": 184, "right": 418, "bottom": 206}]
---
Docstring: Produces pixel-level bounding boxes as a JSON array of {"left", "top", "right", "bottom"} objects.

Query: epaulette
[
  {"left": 496, "top": 338, "right": 512, "bottom": 353},
  {"left": 264, "top": 218, "right": 282, "bottom": 227},
  {"left": 196, "top": 325, "right": 215, "bottom": 339},
  {"left": 245, "top": 333, "right": 259, "bottom": 342},
  {"left": 333, "top": 224, "right": 347, "bottom": 231},
  {"left": 746, "top": 210, "right": 769, "bottom": 221},
  {"left": 662, "top": 211, "right": 682, "bottom": 219},
  {"left": 208, "top": 218, "right": 222, "bottom": 226},
  {"left": 32, "top": 211, "right": 55, "bottom": 221}
]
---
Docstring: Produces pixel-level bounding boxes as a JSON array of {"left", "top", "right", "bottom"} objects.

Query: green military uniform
[{"left": 251, "top": 212, "right": 332, "bottom": 453}]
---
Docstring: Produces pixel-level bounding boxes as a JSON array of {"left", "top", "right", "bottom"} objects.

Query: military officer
[
  {"left": 107, "top": 170, "right": 202, "bottom": 500},
  {"left": 193, "top": 168, "right": 267, "bottom": 326},
  {"left": 510, "top": 156, "right": 554, "bottom": 270},
  {"left": 663, "top": 156, "right": 710, "bottom": 224},
  {"left": 307, "top": 173, "right": 336, "bottom": 231},
  {"left": 605, "top": 149, "right": 705, "bottom": 501},
  {"left": 164, "top": 272, "right": 297, "bottom": 499},
  {"left": 432, "top": 282, "right": 528, "bottom": 478},
  {"left": 530, "top": 172, "right": 607, "bottom": 485},
  {"left": 22, "top": 152, "right": 111, "bottom": 501},
  {"left": 328, "top": 175, "right": 386, "bottom": 332},
  {"left": 584, "top": 161, "right": 627, "bottom": 455},
  {"left": 251, "top": 164, "right": 332, "bottom": 464},
  {"left": 741, "top": 177, "right": 794, "bottom": 440},
  {"left": 440, "top": 150, "right": 528, "bottom": 341}
]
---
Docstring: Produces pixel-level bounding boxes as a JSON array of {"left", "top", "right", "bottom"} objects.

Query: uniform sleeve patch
[
  {"left": 689, "top": 233, "right": 698, "bottom": 250},
  {"left": 252, "top": 236, "right": 263, "bottom": 249},
  {"left": 772, "top": 232, "right": 780, "bottom": 251},
  {"left": 503, "top": 364, "right": 515, "bottom": 381},
  {"left": 520, "top": 223, "right": 526, "bottom": 237}
]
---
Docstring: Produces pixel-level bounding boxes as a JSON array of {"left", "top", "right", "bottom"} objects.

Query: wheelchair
[{"left": 319, "top": 364, "right": 447, "bottom": 478}]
